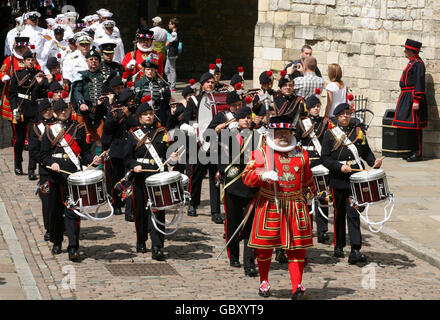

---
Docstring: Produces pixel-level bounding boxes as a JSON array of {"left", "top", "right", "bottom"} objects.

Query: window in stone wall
[{"left": 158, "top": 0, "right": 196, "bottom": 13}]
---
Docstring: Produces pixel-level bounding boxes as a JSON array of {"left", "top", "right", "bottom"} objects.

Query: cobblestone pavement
[{"left": 1, "top": 146, "right": 440, "bottom": 300}]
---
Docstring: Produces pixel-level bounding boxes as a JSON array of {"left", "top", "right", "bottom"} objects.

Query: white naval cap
[
  {"left": 102, "top": 20, "right": 116, "bottom": 28},
  {"left": 91, "top": 14, "right": 99, "bottom": 21},
  {"left": 96, "top": 8, "right": 108, "bottom": 15},
  {"left": 25, "top": 11, "right": 41, "bottom": 19},
  {"left": 15, "top": 16, "right": 23, "bottom": 23},
  {"left": 55, "top": 14, "right": 65, "bottom": 20},
  {"left": 46, "top": 18, "right": 56, "bottom": 26},
  {"left": 82, "top": 15, "right": 93, "bottom": 22},
  {"left": 76, "top": 34, "right": 93, "bottom": 44},
  {"left": 100, "top": 11, "right": 113, "bottom": 18},
  {"left": 65, "top": 11, "right": 79, "bottom": 19},
  {"left": 152, "top": 16, "right": 162, "bottom": 23}
]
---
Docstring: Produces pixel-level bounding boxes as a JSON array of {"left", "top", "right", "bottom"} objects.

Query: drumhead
[
  {"left": 311, "top": 164, "right": 329, "bottom": 176},
  {"left": 68, "top": 169, "right": 104, "bottom": 185},
  {"left": 145, "top": 171, "right": 182, "bottom": 187},
  {"left": 350, "top": 169, "right": 386, "bottom": 183}
]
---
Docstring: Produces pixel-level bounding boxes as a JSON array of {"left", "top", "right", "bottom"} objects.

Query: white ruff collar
[
  {"left": 13, "top": 50, "right": 23, "bottom": 60},
  {"left": 266, "top": 135, "right": 297, "bottom": 153},
  {"left": 137, "top": 43, "right": 153, "bottom": 53}
]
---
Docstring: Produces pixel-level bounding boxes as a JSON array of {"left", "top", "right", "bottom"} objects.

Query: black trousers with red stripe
[
  {"left": 38, "top": 174, "right": 51, "bottom": 232},
  {"left": 132, "top": 174, "right": 165, "bottom": 247},
  {"left": 48, "top": 182, "right": 81, "bottom": 250},
  {"left": 331, "top": 187, "right": 362, "bottom": 251},
  {"left": 224, "top": 191, "right": 255, "bottom": 268},
  {"left": 13, "top": 117, "right": 36, "bottom": 170}
]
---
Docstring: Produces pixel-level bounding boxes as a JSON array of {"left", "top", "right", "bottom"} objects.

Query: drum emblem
[{"left": 171, "top": 187, "right": 179, "bottom": 202}]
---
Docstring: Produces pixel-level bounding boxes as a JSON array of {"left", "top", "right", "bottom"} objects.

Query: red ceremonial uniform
[
  {"left": 392, "top": 55, "right": 427, "bottom": 129},
  {"left": 242, "top": 144, "right": 317, "bottom": 250},
  {"left": 121, "top": 49, "right": 164, "bottom": 82},
  {"left": 0, "top": 55, "right": 41, "bottom": 120}
]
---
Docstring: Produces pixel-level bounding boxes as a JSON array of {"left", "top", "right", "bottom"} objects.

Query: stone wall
[{"left": 254, "top": 0, "right": 440, "bottom": 157}]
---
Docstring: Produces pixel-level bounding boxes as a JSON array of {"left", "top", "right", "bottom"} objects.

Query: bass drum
[{"left": 197, "top": 92, "right": 229, "bottom": 152}]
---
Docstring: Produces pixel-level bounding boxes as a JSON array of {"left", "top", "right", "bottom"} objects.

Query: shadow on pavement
[
  {"left": 167, "top": 227, "right": 212, "bottom": 243},
  {"left": 79, "top": 226, "right": 116, "bottom": 241},
  {"left": 271, "top": 287, "right": 356, "bottom": 300},
  {"left": 81, "top": 243, "right": 136, "bottom": 262},
  {"left": 166, "top": 243, "right": 214, "bottom": 261},
  {"left": 0, "top": 277, "right": 5, "bottom": 285}
]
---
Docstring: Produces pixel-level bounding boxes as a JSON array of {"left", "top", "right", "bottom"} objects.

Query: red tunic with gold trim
[
  {"left": 121, "top": 49, "right": 164, "bottom": 82},
  {"left": 242, "top": 144, "right": 317, "bottom": 250},
  {"left": 0, "top": 56, "right": 41, "bottom": 120},
  {"left": 392, "top": 55, "right": 427, "bottom": 129}
]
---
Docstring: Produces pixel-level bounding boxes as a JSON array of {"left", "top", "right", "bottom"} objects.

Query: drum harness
[{"left": 330, "top": 126, "right": 394, "bottom": 233}]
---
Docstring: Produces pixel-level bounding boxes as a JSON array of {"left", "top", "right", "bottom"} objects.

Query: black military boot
[
  {"left": 334, "top": 247, "right": 344, "bottom": 258},
  {"left": 211, "top": 213, "right": 223, "bottom": 224},
  {"left": 51, "top": 243, "right": 62, "bottom": 255},
  {"left": 317, "top": 232, "right": 330, "bottom": 244},
  {"left": 68, "top": 248, "right": 81, "bottom": 262},
  {"left": 14, "top": 163, "right": 23, "bottom": 175},
  {"left": 152, "top": 246, "right": 165, "bottom": 261},
  {"left": 28, "top": 169, "right": 37, "bottom": 180},
  {"left": 187, "top": 205, "right": 198, "bottom": 217},
  {"left": 348, "top": 249, "right": 367, "bottom": 264},
  {"left": 136, "top": 242, "right": 147, "bottom": 253}
]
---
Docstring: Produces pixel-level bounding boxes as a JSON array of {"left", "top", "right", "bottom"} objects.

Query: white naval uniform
[
  {"left": 5, "top": 27, "right": 20, "bottom": 56},
  {"left": 40, "top": 38, "right": 69, "bottom": 73},
  {"left": 94, "top": 23, "right": 121, "bottom": 39},
  {"left": 62, "top": 50, "right": 88, "bottom": 83},
  {"left": 21, "top": 25, "right": 48, "bottom": 66}
]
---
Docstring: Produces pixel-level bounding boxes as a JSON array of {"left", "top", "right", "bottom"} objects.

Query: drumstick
[
  {"left": 350, "top": 168, "right": 367, "bottom": 172},
  {"left": 224, "top": 118, "right": 237, "bottom": 126},
  {"left": 156, "top": 146, "right": 185, "bottom": 172},
  {"left": 45, "top": 165, "right": 73, "bottom": 175},
  {"left": 86, "top": 150, "right": 108, "bottom": 169},
  {"left": 371, "top": 156, "right": 386, "bottom": 169}
]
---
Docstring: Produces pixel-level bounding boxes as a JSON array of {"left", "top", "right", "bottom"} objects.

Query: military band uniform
[
  {"left": 124, "top": 120, "right": 168, "bottom": 257},
  {"left": 321, "top": 106, "right": 377, "bottom": 263},
  {"left": 295, "top": 111, "right": 329, "bottom": 241},
  {"left": 39, "top": 101, "right": 96, "bottom": 261},
  {"left": 9, "top": 62, "right": 44, "bottom": 176}
]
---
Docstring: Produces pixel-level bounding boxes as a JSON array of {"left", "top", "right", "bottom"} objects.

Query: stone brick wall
[{"left": 254, "top": 0, "right": 440, "bottom": 157}]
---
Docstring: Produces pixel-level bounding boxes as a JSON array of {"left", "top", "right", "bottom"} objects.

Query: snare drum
[
  {"left": 145, "top": 171, "right": 186, "bottom": 210},
  {"left": 68, "top": 169, "right": 107, "bottom": 207},
  {"left": 349, "top": 169, "right": 390, "bottom": 206},
  {"left": 311, "top": 165, "right": 329, "bottom": 194}
]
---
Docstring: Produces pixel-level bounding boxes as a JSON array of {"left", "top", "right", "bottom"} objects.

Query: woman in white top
[{"left": 325, "top": 63, "right": 347, "bottom": 118}]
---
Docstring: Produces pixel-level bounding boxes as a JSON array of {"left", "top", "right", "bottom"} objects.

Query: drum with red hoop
[
  {"left": 311, "top": 165, "right": 329, "bottom": 194},
  {"left": 197, "top": 92, "right": 229, "bottom": 151},
  {"left": 349, "top": 169, "right": 390, "bottom": 205},
  {"left": 145, "top": 171, "right": 187, "bottom": 210}
]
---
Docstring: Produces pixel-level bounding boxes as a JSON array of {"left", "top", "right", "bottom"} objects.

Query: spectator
[
  {"left": 285, "top": 44, "right": 322, "bottom": 79},
  {"left": 150, "top": 16, "right": 168, "bottom": 58},
  {"left": 165, "top": 18, "right": 179, "bottom": 92},
  {"left": 293, "top": 56, "right": 324, "bottom": 100},
  {"left": 324, "top": 63, "right": 347, "bottom": 118}
]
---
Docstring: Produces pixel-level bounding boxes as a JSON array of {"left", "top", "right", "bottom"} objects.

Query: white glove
[
  {"left": 180, "top": 123, "right": 196, "bottom": 136},
  {"left": 126, "top": 59, "right": 136, "bottom": 69},
  {"left": 12, "top": 109, "right": 20, "bottom": 120},
  {"left": 2, "top": 75, "right": 10, "bottom": 82},
  {"left": 262, "top": 170, "right": 278, "bottom": 182}
]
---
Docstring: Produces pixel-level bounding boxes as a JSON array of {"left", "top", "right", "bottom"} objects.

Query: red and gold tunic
[
  {"left": 121, "top": 49, "right": 164, "bottom": 81},
  {"left": 242, "top": 145, "right": 317, "bottom": 250}
]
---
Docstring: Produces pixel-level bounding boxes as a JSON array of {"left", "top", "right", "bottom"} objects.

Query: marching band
[{"left": 1, "top": 8, "right": 417, "bottom": 300}]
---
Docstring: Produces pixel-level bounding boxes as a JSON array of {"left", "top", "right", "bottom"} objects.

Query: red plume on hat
[
  {"left": 57, "top": 53, "right": 61, "bottom": 59},
  {"left": 30, "top": 44, "right": 35, "bottom": 50},
  {"left": 47, "top": 91, "right": 54, "bottom": 99},
  {"left": 216, "top": 58, "right": 222, "bottom": 69},
  {"left": 127, "top": 81, "right": 134, "bottom": 88},
  {"left": 235, "top": 82, "right": 243, "bottom": 95},
  {"left": 55, "top": 73, "right": 62, "bottom": 82},
  {"left": 280, "top": 70, "right": 287, "bottom": 79},
  {"left": 141, "top": 95, "right": 152, "bottom": 106},
  {"left": 238, "top": 66, "right": 244, "bottom": 77},
  {"left": 189, "top": 78, "right": 196, "bottom": 89},
  {"left": 266, "top": 70, "right": 273, "bottom": 78},
  {"left": 347, "top": 93, "right": 354, "bottom": 102},
  {"left": 245, "top": 95, "right": 253, "bottom": 108},
  {"left": 122, "top": 71, "right": 129, "bottom": 80},
  {"left": 61, "top": 91, "right": 69, "bottom": 99},
  {"left": 209, "top": 64, "right": 216, "bottom": 75},
  {"left": 315, "top": 88, "right": 321, "bottom": 95}
]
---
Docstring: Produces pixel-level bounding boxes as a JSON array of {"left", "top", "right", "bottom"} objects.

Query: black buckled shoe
[
  {"left": 113, "top": 206, "right": 123, "bottom": 215},
  {"left": 317, "top": 232, "right": 330, "bottom": 244},
  {"left": 211, "top": 213, "right": 223, "bottom": 224},
  {"left": 230, "top": 260, "right": 241, "bottom": 268},
  {"left": 291, "top": 286, "right": 307, "bottom": 300},
  {"left": 334, "top": 247, "right": 344, "bottom": 258},
  {"left": 152, "top": 246, "right": 165, "bottom": 261},
  {"left": 68, "top": 248, "right": 81, "bottom": 262},
  {"left": 275, "top": 249, "right": 288, "bottom": 264},
  {"left": 406, "top": 153, "right": 423, "bottom": 162},
  {"left": 136, "top": 242, "right": 147, "bottom": 253},
  {"left": 44, "top": 232, "right": 50, "bottom": 242},
  {"left": 14, "top": 164, "right": 23, "bottom": 176},
  {"left": 244, "top": 267, "right": 258, "bottom": 277},
  {"left": 125, "top": 214, "right": 134, "bottom": 222},
  {"left": 187, "top": 205, "right": 198, "bottom": 217},
  {"left": 28, "top": 170, "right": 37, "bottom": 180},
  {"left": 51, "top": 243, "right": 62, "bottom": 255},
  {"left": 348, "top": 249, "right": 367, "bottom": 265}
]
